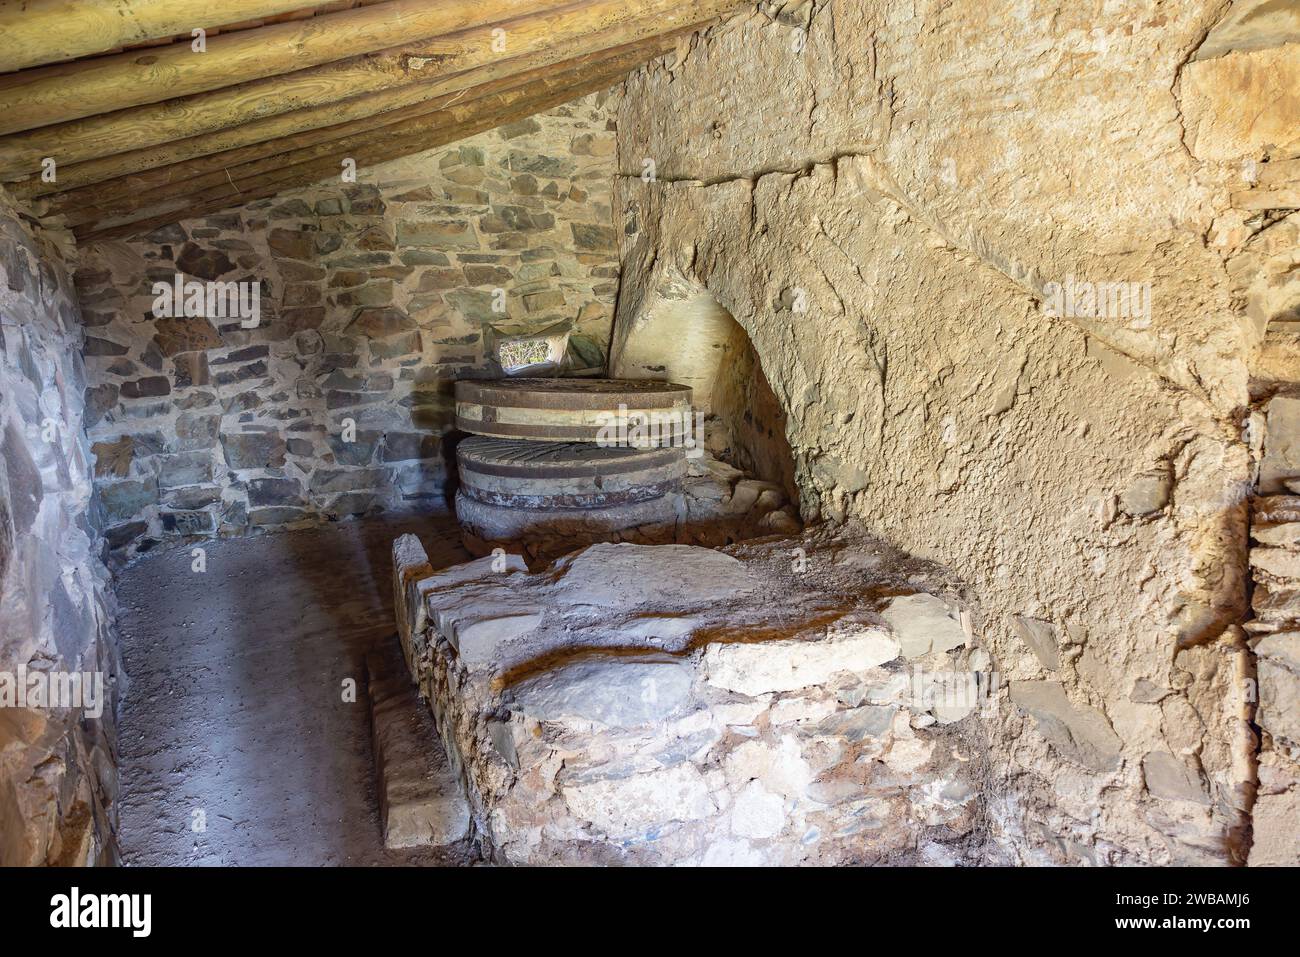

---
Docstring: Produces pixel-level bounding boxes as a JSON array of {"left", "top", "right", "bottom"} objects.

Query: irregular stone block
[
  {"left": 397, "top": 220, "right": 478, "bottom": 249},
  {"left": 366, "top": 652, "right": 470, "bottom": 850},
  {"left": 153, "top": 316, "right": 221, "bottom": 356},
  {"left": 1255, "top": 631, "right": 1300, "bottom": 672},
  {"left": 175, "top": 243, "right": 235, "bottom": 280},
  {"left": 1009, "top": 680, "right": 1123, "bottom": 771},
  {"left": 1248, "top": 788, "right": 1300, "bottom": 866},
  {"left": 91, "top": 437, "right": 133, "bottom": 478},
  {"left": 561, "top": 763, "right": 715, "bottom": 839},
  {"left": 448, "top": 612, "right": 544, "bottom": 665},
  {"left": 508, "top": 654, "right": 694, "bottom": 727},
  {"left": 880, "top": 593, "right": 966, "bottom": 658},
  {"left": 1011, "top": 615, "right": 1060, "bottom": 671},
  {"left": 246, "top": 477, "right": 303, "bottom": 507},
  {"left": 157, "top": 451, "right": 213, "bottom": 489},
  {"left": 703, "top": 624, "right": 900, "bottom": 696},
  {"left": 346, "top": 307, "right": 416, "bottom": 339},
  {"left": 2, "top": 423, "right": 43, "bottom": 533},
  {"left": 554, "top": 542, "right": 757, "bottom": 607},
  {"left": 1250, "top": 546, "right": 1300, "bottom": 579},
  {"left": 1258, "top": 658, "right": 1300, "bottom": 746},
  {"left": 220, "top": 432, "right": 286, "bottom": 471},
  {"left": 99, "top": 479, "right": 157, "bottom": 523},
  {"left": 392, "top": 533, "right": 434, "bottom": 671},
  {"left": 1141, "top": 751, "right": 1209, "bottom": 804}
]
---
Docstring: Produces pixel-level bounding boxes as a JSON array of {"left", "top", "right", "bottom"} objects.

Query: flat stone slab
[
  {"left": 552, "top": 542, "right": 760, "bottom": 607},
  {"left": 366, "top": 651, "right": 470, "bottom": 850}
]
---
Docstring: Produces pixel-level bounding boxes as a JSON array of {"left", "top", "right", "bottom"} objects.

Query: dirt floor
[{"left": 113, "top": 511, "right": 474, "bottom": 866}]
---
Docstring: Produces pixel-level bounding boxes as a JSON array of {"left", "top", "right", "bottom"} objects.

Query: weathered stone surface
[
  {"left": 220, "top": 432, "right": 286, "bottom": 470},
  {"left": 1255, "top": 631, "right": 1300, "bottom": 672},
  {"left": 571, "top": 223, "right": 616, "bottom": 251},
  {"left": 91, "top": 437, "right": 133, "bottom": 477},
  {"left": 173, "top": 412, "right": 219, "bottom": 452},
  {"left": 0, "top": 195, "right": 120, "bottom": 866},
  {"left": 346, "top": 307, "right": 416, "bottom": 339},
  {"left": 880, "top": 594, "right": 966, "bottom": 659},
  {"left": 1258, "top": 658, "right": 1300, "bottom": 746},
  {"left": 120, "top": 376, "right": 170, "bottom": 399},
  {"left": 1120, "top": 471, "right": 1173, "bottom": 516},
  {"left": 267, "top": 227, "right": 315, "bottom": 260},
  {"left": 175, "top": 243, "right": 235, "bottom": 280},
  {"left": 448, "top": 612, "right": 544, "bottom": 665},
  {"left": 366, "top": 651, "right": 470, "bottom": 849},
  {"left": 397, "top": 220, "right": 479, "bottom": 249},
  {"left": 554, "top": 542, "right": 758, "bottom": 607},
  {"left": 1141, "top": 751, "right": 1210, "bottom": 804},
  {"left": 399, "top": 528, "right": 982, "bottom": 864},
  {"left": 562, "top": 764, "right": 715, "bottom": 839},
  {"left": 703, "top": 624, "right": 900, "bottom": 697},
  {"left": 100, "top": 480, "right": 157, "bottom": 522},
  {"left": 609, "top": 0, "right": 1276, "bottom": 865},
  {"left": 509, "top": 654, "right": 694, "bottom": 727},
  {"left": 381, "top": 431, "right": 438, "bottom": 462},
  {"left": 158, "top": 451, "right": 213, "bottom": 488},
  {"left": 1010, "top": 615, "right": 1060, "bottom": 671},
  {"left": 1009, "top": 681, "right": 1123, "bottom": 771},
  {"left": 1248, "top": 787, "right": 1300, "bottom": 866},
  {"left": 246, "top": 477, "right": 304, "bottom": 507},
  {"left": 153, "top": 316, "right": 221, "bottom": 356}
]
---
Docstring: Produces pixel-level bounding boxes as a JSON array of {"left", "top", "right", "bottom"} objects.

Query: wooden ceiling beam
[
  {"left": 74, "top": 61, "right": 639, "bottom": 243},
  {"left": 0, "top": 1, "right": 328, "bottom": 74},
  {"left": 0, "top": 0, "right": 577, "bottom": 135},
  {"left": 0, "top": 0, "right": 740, "bottom": 182},
  {"left": 49, "top": 38, "right": 676, "bottom": 224},
  {"left": 17, "top": 19, "right": 694, "bottom": 202}
]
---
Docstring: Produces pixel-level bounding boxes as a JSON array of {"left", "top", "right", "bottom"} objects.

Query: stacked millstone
[{"left": 453, "top": 379, "right": 693, "bottom": 557}]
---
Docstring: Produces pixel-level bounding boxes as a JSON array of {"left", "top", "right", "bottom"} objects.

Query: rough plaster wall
[
  {"left": 71, "top": 93, "right": 620, "bottom": 562},
  {"left": 0, "top": 191, "right": 120, "bottom": 865},
  {"left": 614, "top": 0, "right": 1298, "bottom": 863}
]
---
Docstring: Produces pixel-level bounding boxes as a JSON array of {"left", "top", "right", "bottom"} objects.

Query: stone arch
[{"left": 610, "top": 267, "right": 798, "bottom": 503}]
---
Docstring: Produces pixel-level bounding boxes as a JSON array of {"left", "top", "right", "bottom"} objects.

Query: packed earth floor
[{"left": 113, "top": 512, "right": 473, "bottom": 866}]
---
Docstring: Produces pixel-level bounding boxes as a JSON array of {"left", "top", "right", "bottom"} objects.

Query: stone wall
[
  {"left": 612, "top": 1, "right": 1299, "bottom": 863},
  {"left": 1242, "top": 210, "right": 1300, "bottom": 865},
  {"left": 72, "top": 92, "right": 620, "bottom": 561},
  {"left": 0, "top": 191, "right": 120, "bottom": 865},
  {"left": 395, "top": 528, "right": 985, "bottom": 865}
]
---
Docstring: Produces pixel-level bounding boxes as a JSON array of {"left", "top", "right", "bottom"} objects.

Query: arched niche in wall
[{"left": 610, "top": 272, "right": 798, "bottom": 504}]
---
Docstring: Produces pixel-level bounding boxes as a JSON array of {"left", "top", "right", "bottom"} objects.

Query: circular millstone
[
  {"left": 457, "top": 437, "right": 685, "bottom": 509},
  {"left": 455, "top": 378, "right": 693, "bottom": 443},
  {"left": 455, "top": 490, "right": 680, "bottom": 548}
]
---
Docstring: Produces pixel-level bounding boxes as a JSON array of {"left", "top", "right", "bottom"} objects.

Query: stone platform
[{"left": 392, "top": 525, "right": 990, "bottom": 865}]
